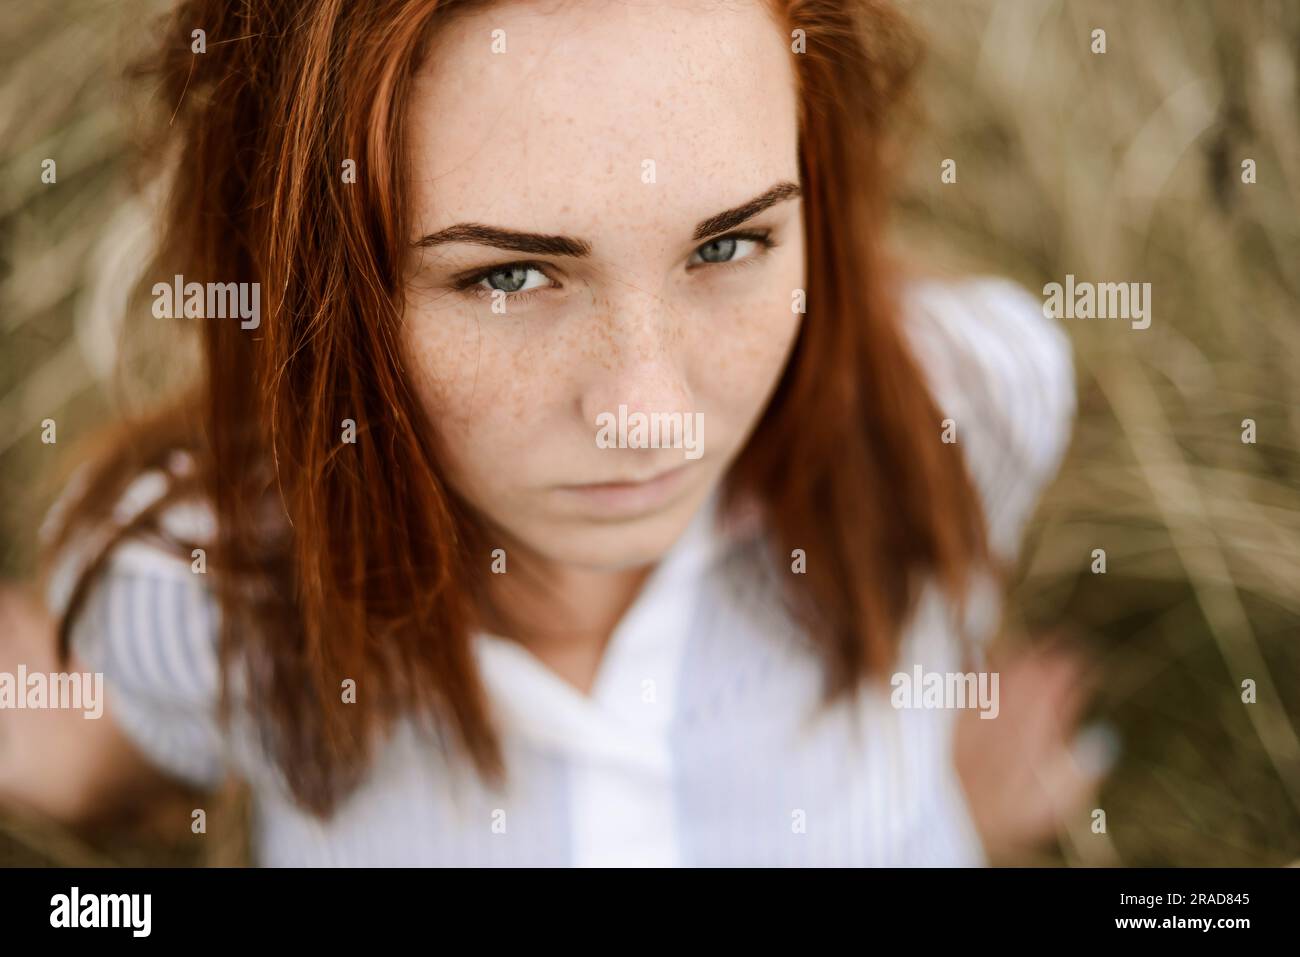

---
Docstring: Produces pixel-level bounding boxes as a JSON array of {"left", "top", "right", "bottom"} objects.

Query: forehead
[{"left": 407, "top": 0, "right": 799, "bottom": 240}]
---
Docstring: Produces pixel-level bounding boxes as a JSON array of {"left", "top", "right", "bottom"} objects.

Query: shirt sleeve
[
  {"left": 902, "top": 275, "right": 1077, "bottom": 563},
  {"left": 892, "top": 276, "right": 1078, "bottom": 865},
  {"left": 894, "top": 704, "right": 990, "bottom": 867},
  {"left": 44, "top": 473, "right": 227, "bottom": 793},
  {"left": 888, "top": 591, "right": 994, "bottom": 867}
]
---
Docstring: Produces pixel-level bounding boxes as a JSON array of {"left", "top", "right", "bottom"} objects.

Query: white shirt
[{"left": 46, "top": 275, "right": 1075, "bottom": 866}]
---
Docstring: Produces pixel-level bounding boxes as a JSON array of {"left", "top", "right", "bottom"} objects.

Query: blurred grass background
[{"left": 2, "top": 0, "right": 1298, "bottom": 865}]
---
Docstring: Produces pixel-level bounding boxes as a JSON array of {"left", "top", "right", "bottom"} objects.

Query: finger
[{"left": 1039, "top": 721, "right": 1121, "bottom": 824}]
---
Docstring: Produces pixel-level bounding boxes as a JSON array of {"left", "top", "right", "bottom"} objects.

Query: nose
[{"left": 579, "top": 287, "right": 697, "bottom": 451}]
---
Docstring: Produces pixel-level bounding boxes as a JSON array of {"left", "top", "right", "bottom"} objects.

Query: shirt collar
[{"left": 471, "top": 480, "right": 761, "bottom": 763}]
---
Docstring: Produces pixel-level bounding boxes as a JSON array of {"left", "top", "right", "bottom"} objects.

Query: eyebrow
[{"left": 412, "top": 180, "right": 801, "bottom": 256}]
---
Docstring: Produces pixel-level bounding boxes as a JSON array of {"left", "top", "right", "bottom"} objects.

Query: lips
[
  {"left": 555, "top": 463, "right": 693, "bottom": 516},
  {"left": 577, "top": 466, "right": 686, "bottom": 489}
]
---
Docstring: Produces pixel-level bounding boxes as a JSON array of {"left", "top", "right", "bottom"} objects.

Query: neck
[{"left": 482, "top": 554, "right": 656, "bottom": 695}]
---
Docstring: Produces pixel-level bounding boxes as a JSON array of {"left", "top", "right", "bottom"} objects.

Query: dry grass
[
  {"left": 1, "top": 0, "right": 1297, "bottom": 865},
  {"left": 895, "top": 0, "right": 1300, "bottom": 864}
]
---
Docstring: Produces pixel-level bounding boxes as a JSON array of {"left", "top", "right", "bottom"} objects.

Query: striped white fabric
[{"left": 46, "top": 275, "right": 1075, "bottom": 866}]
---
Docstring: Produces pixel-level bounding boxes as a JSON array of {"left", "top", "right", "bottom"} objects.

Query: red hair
[{"left": 45, "top": 0, "right": 987, "bottom": 817}]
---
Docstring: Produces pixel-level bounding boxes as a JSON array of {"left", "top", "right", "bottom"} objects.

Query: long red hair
[{"left": 44, "top": 0, "right": 987, "bottom": 817}]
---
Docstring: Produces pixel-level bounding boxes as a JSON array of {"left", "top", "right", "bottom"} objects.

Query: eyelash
[{"left": 452, "top": 229, "right": 777, "bottom": 305}]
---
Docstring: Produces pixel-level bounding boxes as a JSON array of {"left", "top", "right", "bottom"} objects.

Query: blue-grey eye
[
  {"left": 483, "top": 265, "right": 532, "bottom": 293},
  {"left": 688, "top": 233, "right": 767, "bottom": 268},
  {"left": 696, "top": 236, "right": 738, "bottom": 263}
]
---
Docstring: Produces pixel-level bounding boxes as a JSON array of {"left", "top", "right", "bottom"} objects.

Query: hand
[{"left": 953, "top": 639, "right": 1118, "bottom": 862}]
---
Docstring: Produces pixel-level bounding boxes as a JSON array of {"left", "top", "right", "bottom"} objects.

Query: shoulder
[
  {"left": 899, "top": 274, "right": 1076, "bottom": 561},
  {"left": 43, "top": 454, "right": 226, "bottom": 789}
]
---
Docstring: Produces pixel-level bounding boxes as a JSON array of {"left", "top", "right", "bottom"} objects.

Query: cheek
[
  {"left": 402, "top": 310, "right": 573, "bottom": 473},
  {"left": 691, "top": 262, "right": 803, "bottom": 424}
]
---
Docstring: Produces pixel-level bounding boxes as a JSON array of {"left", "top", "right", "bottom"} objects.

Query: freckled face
[{"left": 402, "top": 0, "right": 805, "bottom": 570}]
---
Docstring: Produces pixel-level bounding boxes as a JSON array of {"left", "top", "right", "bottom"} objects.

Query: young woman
[{"left": 2, "top": 0, "right": 1087, "bottom": 865}]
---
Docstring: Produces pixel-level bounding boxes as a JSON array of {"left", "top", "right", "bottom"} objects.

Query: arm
[
  {"left": 954, "top": 640, "right": 1115, "bottom": 862},
  {"left": 0, "top": 582, "right": 200, "bottom": 829}
]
